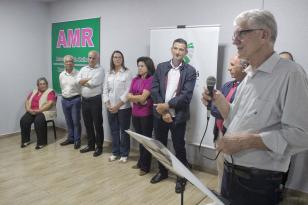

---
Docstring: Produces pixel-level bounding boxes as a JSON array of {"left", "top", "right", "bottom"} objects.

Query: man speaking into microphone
[{"left": 202, "top": 9, "right": 308, "bottom": 205}]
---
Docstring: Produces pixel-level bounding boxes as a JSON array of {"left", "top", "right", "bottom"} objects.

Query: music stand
[{"left": 126, "top": 130, "right": 228, "bottom": 205}]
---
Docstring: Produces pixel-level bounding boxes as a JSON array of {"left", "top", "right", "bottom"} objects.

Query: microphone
[{"left": 206, "top": 76, "right": 216, "bottom": 118}]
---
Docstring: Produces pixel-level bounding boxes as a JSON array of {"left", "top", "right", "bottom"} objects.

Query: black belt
[
  {"left": 82, "top": 95, "right": 101, "bottom": 101},
  {"left": 224, "top": 160, "right": 284, "bottom": 180},
  {"left": 63, "top": 95, "right": 80, "bottom": 101}
]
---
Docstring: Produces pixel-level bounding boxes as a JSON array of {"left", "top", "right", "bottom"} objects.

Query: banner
[
  {"left": 150, "top": 25, "right": 220, "bottom": 147},
  {"left": 51, "top": 18, "right": 100, "bottom": 93}
]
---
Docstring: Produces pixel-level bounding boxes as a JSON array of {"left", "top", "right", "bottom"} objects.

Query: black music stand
[{"left": 126, "top": 130, "right": 228, "bottom": 205}]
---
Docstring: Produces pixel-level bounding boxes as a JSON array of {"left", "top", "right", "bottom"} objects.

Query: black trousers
[
  {"left": 221, "top": 161, "right": 284, "bottom": 205},
  {"left": 82, "top": 95, "right": 104, "bottom": 148},
  {"left": 132, "top": 115, "right": 153, "bottom": 172},
  {"left": 20, "top": 112, "right": 47, "bottom": 145},
  {"left": 153, "top": 117, "right": 188, "bottom": 175}
]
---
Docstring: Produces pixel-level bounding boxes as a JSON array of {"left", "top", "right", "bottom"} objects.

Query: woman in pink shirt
[
  {"left": 127, "top": 57, "right": 155, "bottom": 176},
  {"left": 20, "top": 77, "right": 57, "bottom": 149}
]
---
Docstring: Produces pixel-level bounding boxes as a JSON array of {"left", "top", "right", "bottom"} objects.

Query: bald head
[
  {"left": 228, "top": 55, "right": 248, "bottom": 81},
  {"left": 279, "top": 51, "right": 294, "bottom": 61},
  {"left": 88, "top": 50, "right": 100, "bottom": 68}
]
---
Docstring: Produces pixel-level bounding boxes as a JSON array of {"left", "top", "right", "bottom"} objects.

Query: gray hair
[
  {"left": 88, "top": 50, "right": 100, "bottom": 57},
  {"left": 234, "top": 9, "right": 277, "bottom": 44},
  {"left": 239, "top": 58, "right": 249, "bottom": 69},
  {"left": 63, "top": 55, "right": 74, "bottom": 63},
  {"left": 36, "top": 77, "right": 48, "bottom": 86}
]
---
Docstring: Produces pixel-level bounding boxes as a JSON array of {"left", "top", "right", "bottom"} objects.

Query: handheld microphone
[{"left": 206, "top": 76, "right": 216, "bottom": 118}]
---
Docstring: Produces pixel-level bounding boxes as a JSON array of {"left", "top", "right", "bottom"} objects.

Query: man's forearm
[
  {"left": 217, "top": 133, "right": 269, "bottom": 155},
  {"left": 215, "top": 99, "right": 230, "bottom": 119},
  {"left": 243, "top": 133, "right": 268, "bottom": 151}
]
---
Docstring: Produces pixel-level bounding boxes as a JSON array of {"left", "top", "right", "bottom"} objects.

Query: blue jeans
[
  {"left": 107, "top": 108, "right": 131, "bottom": 157},
  {"left": 61, "top": 96, "right": 81, "bottom": 142},
  {"left": 221, "top": 161, "right": 284, "bottom": 205}
]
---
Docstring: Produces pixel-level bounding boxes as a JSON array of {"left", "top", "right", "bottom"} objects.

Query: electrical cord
[
  {"left": 198, "top": 116, "right": 222, "bottom": 161},
  {"left": 198, "top": 114, "right": 233, "bottom": 205}
]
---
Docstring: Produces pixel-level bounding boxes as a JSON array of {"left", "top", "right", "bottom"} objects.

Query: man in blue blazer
[
  {"left": 211, "top": 55, "right": 248, "bottom": 192},
  {"left": 151, "top": 38, "right": 197, "bottom": 194}
]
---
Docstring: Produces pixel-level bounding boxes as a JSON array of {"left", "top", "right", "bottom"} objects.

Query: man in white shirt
[
  {"left": 151, "top": 38, "right": 197, "bottom": 194},
  {"left": 202, "top": 9, "right": 308, "bottom": 205},
  {"left": 77, "top": 50, "right": 105, "bottom": 157},
  {"left": 279, "top": 51, "right": 308, "bottom": 205},
  {"left": 59, "top": 55, "right": 81, "bottom": 149}
]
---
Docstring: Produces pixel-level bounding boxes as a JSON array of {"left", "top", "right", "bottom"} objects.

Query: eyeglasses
[{"left": 232, "top": 28, "right": 263, "bottom": 41}]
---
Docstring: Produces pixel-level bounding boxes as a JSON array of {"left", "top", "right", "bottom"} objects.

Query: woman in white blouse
[{"left": 103, "top": 50, "right": 132, "bottom": 163}]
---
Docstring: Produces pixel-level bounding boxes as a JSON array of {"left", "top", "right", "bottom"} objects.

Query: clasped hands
[
  {"left": 154, "top": 103, "right": 173, "bottom": 123},
  {"left": 105, "top": 102, "right": 120, "bottom": 113},
  {"left": 27, "top": 109, "right": 42, "bottom": 115}
]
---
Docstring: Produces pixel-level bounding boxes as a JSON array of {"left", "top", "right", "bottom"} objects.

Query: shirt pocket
[
  {"left": 107, "top": 75, "right": 115, "bottom": 92},
  {"left": 249, "top": 98, "right": 274, "bottom": 131},
  {"left": 117, "top": 75, "right": 127, "bottom": 90}
]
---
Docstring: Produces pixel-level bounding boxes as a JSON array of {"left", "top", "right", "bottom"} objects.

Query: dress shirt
[
  {"left": 286, "top": 150, "right": 308, "bottom": 193},
  {"left": 76, "top": 65, "right": 105, "bottom": 98},
  {"left": 224, "top": 52, "right": 308, "bottom": 172},
  {"left": 165, "top": 61, "right": 181, "bottom": 117},
  {"left": 103, "top": 67, "right": 132, "bottom": 110},
  {"left": 59, "top": 69, "right": 80, "bottom": 98}
]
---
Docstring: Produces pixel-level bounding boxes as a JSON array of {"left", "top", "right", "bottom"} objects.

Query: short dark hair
[
  {"left": 279, "top": 51, "right": 294, "bottom": 61},
  {"left": 110, "top": 50, "right": 127, "bottom": 72},
  {"left": 36, "top": 77, "right": 48, "bottom": 86},
  {"left": 172, "top": 38, "right": 187, "bottom": 48},
  {"left": 137, "top": 56, "right": 155, "bottom": 78}
]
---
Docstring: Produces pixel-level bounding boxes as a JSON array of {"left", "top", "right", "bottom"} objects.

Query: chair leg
[{"left": 52, "top": 120, "right": 57, "bottom": 140}]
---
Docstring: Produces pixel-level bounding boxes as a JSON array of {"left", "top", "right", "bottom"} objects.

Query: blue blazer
[
  {"left": 151, "top": 61, "right": 197, "bottom": 124},
  {"left": 211, "top": 80, "right": 238, "bottom": 141}
]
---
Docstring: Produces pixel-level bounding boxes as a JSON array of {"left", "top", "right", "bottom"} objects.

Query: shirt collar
[
  {"left": 64, "top": 69, "right": 76, "bottom": 75},
  {"left": 170, "top": 60, "right": 182, "bottom": 70},
  {"left": 87, "top": 64, "right": 99, "bottom": 69},
  {"left": 258, "top": 52, "right": 280, "bottom": 73},
  {"left": 244, "top": 66, "right": 256, "bottom": 78},
  {"left": 257, "top": 52, "right": 280, "bottom": 74},
  {"left": 111, "top": 67, "right": 125, "bottom": 74},
  {"left": 233, "top": 81, "right": 240, "bottom": 87},
  {"left": 244, "top": 52, "right": 279, "bottom": 77}
]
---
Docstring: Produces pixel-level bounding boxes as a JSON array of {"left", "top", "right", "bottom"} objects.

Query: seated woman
[{"left": 20, "top": 77, "right": 57, "bottom": 149}]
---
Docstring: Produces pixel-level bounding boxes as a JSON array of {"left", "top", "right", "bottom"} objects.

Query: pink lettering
[
  {"left": 67, "top": 29, "right": 81, "bottom": 48},
  {"left": 56, "top": 30, "right": 67, "bottom": 48},
  {"left": 81, "top": 28, "right": 94, "bottom": 47}
]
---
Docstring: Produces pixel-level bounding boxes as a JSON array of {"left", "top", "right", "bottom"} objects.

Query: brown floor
[{"left": 0, "top": 128, "right": 217, "bottom": 205}]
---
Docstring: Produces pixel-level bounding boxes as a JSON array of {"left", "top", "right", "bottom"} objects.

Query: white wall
[
  {"left": 47, "top": 0, "right": 308, "bottom": 170},
  {"left": 1, "top": 0, "right": 308, "bottom": 169},
  {"left": 48, "top": 0, "right": 308, "bottom": 137},
  {"left": 48, "top": 0, "right": 262, "bottom": 141},
  {"left": 266, "top": 0, "right": 308, "bottom": 67},
  {"left": 0, "top": 1, "right": 49, "bottom": 135}
]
